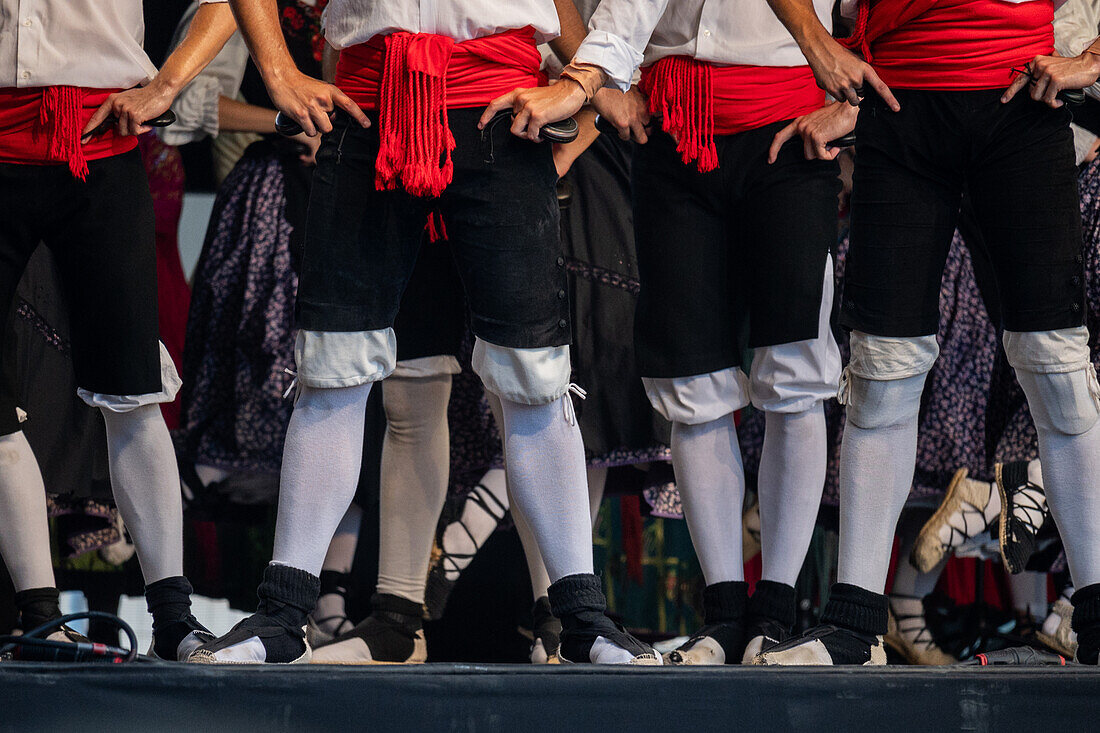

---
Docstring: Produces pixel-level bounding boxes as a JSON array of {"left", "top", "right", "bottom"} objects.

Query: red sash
[
  {"left": 0, "top": 87, "right": 136, "bottom": 180},
  {"left": 336, "top": 27, "right": 544, "bottom": 197},
  {"left": 640, "top": 57, "right": 824, "bottom": 173},
  {"left": 843, "top": 0, "right": 1054, "bottom": 90}
]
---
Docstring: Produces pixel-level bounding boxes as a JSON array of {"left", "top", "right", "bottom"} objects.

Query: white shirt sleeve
[
  {"left": 1054, "top": 0, "right": 1100, "bottom": 101},
  {"left": 573, "top": 0, "right": 670, "bottom": 90}
]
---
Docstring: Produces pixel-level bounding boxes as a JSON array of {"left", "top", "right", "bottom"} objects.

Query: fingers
[
  {"left": 332, "top": 89, "right": 369, "bottom": 128},
  {"left": 1043, "top": 78, "right": 1063, "bottom": 107},
  {"left": 842, "top": 86, "right": 861, "bottom": 107},
  {"left": 768, "top": 122, "right": 799, "bottom": 164},
  {"left": 630, "top": 120, "right": 648, "bottom": 145},
  {"left": 1030, "top": 73, "right": 1050, "bottom": 103},
  {"left": 1002, "top": 73, "right": 1030, "bottom": 103},
  {"left": 479, "top": 91, "right": 518, "bottom": 129},
  {"left": 81, "top": 96, "right": 117, "bottom": 139},
  {"left": 293, "top": 107, "right": 318, "bottom": 137},
  {"left": 865, "top": 68, "right": 900, "bottom": 111},
  {"left": 510, "top": 106, "right": 532, "bottom": 139}
]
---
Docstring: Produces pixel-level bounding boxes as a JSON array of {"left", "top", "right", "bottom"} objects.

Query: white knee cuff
[
  {"left": 472, "top": 338, "right": 571, "bottom": 406},
  {"left": 838, "top": 332, "right": 937, "bottom": 429},
  {"left": 1004, "top": 328, "right": 1100, "bottom": 435},
  {"left": 642, "top": 367, "right": 749, "bottom": 425},
  {"left": 78, "top": 343, "right": 182, "bottom": 412},
  {"left": 749, "top": 339, "right": 841, "bottom": 414},
  {"left": 294, "top": 328, "right": 396, "bottom": 389},
  {"left": 847, "top": 332, "right": 940, "bottom": 380}
]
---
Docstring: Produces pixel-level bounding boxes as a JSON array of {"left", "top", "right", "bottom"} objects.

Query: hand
[
  {"left": 82, "top": 80, "right": 177, "bottom": 139},
  {"left": 293, "top": 131, "right": 323, "bottom": 166},
  {"left": 591, "top": 86, "right": 651, "bottom": 144},
  {"left": 1002, "top": 52, "right": 1100, "bottom": 108},
  {"left": 768, "top": 101, "right": 859, "bottom": 163},
  {"left": 479, "top": 79, "right": 588, "bottom": 141},
  {"left": 265, "top": 67, "right": 369, "bottom": 136},
  {"left": 802, "top": 29, "right": 900, "bottom": 111}
]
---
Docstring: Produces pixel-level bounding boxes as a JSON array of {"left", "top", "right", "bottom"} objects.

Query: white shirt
[
  {"left": 574, "top": 0, "right": 834, "bottom": 91},
  {"left": 0, "top": 0, "right": 225, "bottom": 89},
  {"left": 321, "top": 0, "right": 561, "bottom": 51}
]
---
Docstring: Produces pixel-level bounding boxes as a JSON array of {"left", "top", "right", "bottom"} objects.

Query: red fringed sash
[
  {"left": 337, "top": 28, "right": 543, "bottom": 198},
  {"left": 0, "top": 87, "right": 135, "bottom": 180}
]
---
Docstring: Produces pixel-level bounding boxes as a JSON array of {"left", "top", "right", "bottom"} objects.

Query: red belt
[
  {"left": 640, "top": 57, "right": 824, "bottom": 173},
  {"left": 842, "top": 0, "right": 1054, "bottom": 90},
  {"left": 336, "top": 27, "right": 544, "bottom": 198},
  {"left": 0, "top": 87, "right": 136, "bottom": 180}
]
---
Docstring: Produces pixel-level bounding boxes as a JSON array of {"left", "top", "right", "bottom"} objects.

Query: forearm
[
  {"left": 217, "top": 95, "right": 277, "bottom": 133},
  {"left": 549, "top": 0, "right": 589, "bottom": 65},
  {"left": 227, "top": 0, "right": 299, "bottom": 83},
  {"left": 321, "top": 41, "right": 339, "bottom": 84},
  {"left": 765, "top": 0, "right": 835, "bottom": 54},
  {"left": 154, "top": 2, "right": 238, "bottom": 97}
]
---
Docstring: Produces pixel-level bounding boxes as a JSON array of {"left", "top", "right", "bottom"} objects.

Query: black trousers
[
  {"left": 0, "top": 149, "right": 160, "bottom": 434},
  {"left": 298, "top": 108, "right": 569, "bottom": 350},
  {"left": 632, "top": 120, "right": 841, "bottom": 378},
  {"left": 843, "top": 89, "right": 1085, "bottom": 337}
]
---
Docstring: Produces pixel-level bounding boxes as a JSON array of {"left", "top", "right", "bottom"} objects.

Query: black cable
[{"left": 0, "top": 611, "right": 138, "bottom": 663}]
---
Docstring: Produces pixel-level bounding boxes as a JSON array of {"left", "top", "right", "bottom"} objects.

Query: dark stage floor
[{"left": 4, "top": 662, "right": 1100, "bottom": 732}]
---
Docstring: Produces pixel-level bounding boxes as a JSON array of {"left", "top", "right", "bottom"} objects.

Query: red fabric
[
  {"left": 639, "top": 58, "right": 824, "bottom": 173},
  {"left": 336, "top": 28, "right": 543, "bottom": 197},
  {"left": 0, "top": 87, "right": 136, "bottom": 179},
  {"left": 842, "top": 0, "right": 1054, "bottom": 90}
]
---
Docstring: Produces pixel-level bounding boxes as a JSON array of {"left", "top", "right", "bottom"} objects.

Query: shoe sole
[
  {"left": 188, "top": 647, "right": 311, "bottom": 665},
  {"left": 1035, "top": 631, "right": 1076, "bottom": 659},
  {"left": 912, "top": 468, "right": 982, "bottom": 574},
  {"left": 995, "top": 462, "right": 1037, "bottom": 575}
]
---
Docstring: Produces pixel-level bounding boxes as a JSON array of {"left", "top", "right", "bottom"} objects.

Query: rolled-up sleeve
[
  {"left": 1054, "top": 0, "right": 1100, "bottom": 101},
  {"left": 573, "top": 0, "right": 667, "bottom": 90}
]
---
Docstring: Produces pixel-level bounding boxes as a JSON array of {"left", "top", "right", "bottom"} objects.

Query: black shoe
[
  {"left": 995, "top": 461, "right": 1050, "bottom": 575},
  {"left": 750, "top": 624, "right": 886, "bottom": 666},
  {"left": 550, "top": 574, "right": 661, "bottom": 665},
  {"left": 189, "top": 613, "right": 310, "bottom": 664},
  {"left": 311, "top": 594, "right": 425, "bottom": 664},
  {"left": 189, "top": 564, "right": 318, "bottom": 664},
  {"left": 664, "top": 622, "right": 745, "bottom": 665},
  {"left": 148, "top": 615, "right": 215, "bottom": 661},
  {"left": 529, "top": 596, "right": 562, "bottom": 664},
  {"left": 740, "top": 616, "right": 790, "bottom": 663}
]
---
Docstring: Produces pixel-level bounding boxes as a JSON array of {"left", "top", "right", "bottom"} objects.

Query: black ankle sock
[
  {"left": 146, "top": 576, "right": 208, "bottom": 660},
  {"left": 821, "top": 583, "right": 889, "bottom": 636},
  {"left": 370, "top": 593, "right": 422, "bottom": 633},
  {"left": 702, "top": 581, "right": 748, "bottom": 625},
  {"left": 1072, "top": 583, "right": 1100, "bottom": 664},
  {"left": 748, "top": 580, "right": 797, "bottom": 629},
  {"left": 256, "top": 564, "right": 321, "bottom": 635},
  {"left": 14, "top": 587, "right": 62, "bottom": 632},
  {"left": 548, "top": 574, "right": 608, "bottom": 641}
]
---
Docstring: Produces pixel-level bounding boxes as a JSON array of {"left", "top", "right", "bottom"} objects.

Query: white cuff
[
  {"left": 78, "top": 342, "right": 182, "bottom": 411},
  {"left": 294, "top": 329, "right": 396, "bottom": 388},
  {"left": 573, "top": 31, "right": 643, "bottom": 92}
]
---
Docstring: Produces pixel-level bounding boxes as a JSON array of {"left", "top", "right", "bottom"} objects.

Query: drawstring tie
[
  {"left": 282, "top": 368, "right": 299, "bottom": 400},
  {"left": 563, "top": 383, "right": 587, "bottom": 426},
  {"left": 644, "top": 56, "right": 718, "bottom": 173},
  {"left": 836, "top": 367, "right": 852, "bottom": 405}
]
